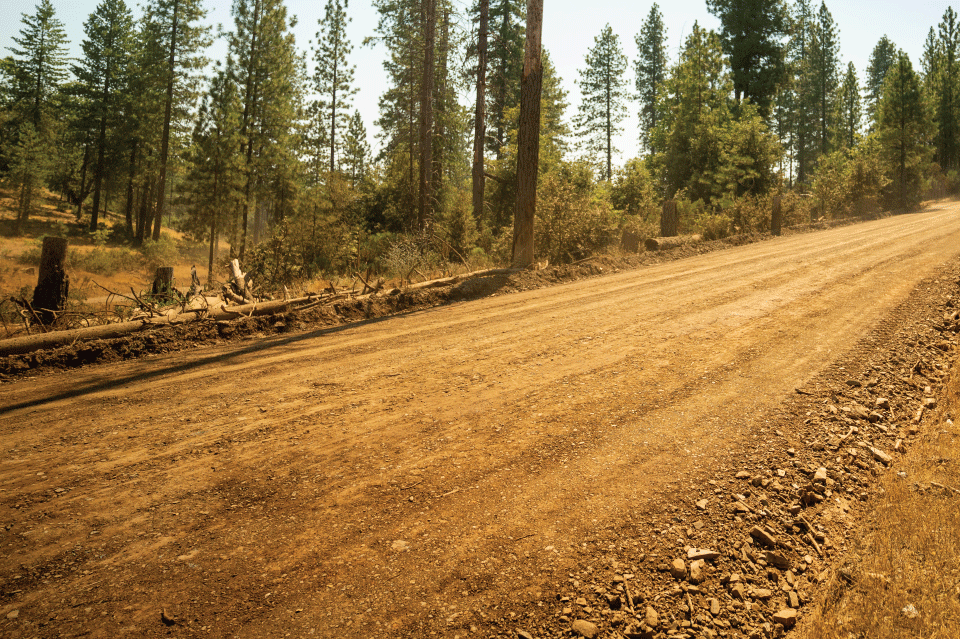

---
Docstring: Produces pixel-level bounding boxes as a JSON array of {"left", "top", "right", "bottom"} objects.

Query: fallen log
[
  {"left": 402, "top": 267, "right": 518, "bottom": 292},
  {"left": 644, "top": 234, "right": 702, "bottom": 252},
  {"left": 0, "top": 296, "right": 319, "bottom": 358}
]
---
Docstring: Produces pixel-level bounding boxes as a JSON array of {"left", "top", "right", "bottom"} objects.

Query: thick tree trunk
[
  {"left": 511, "top": 0, "right": 544, "bottom": 269},
  {"left": 151, "top": 267, "right": 175, "bottom": 297},
  {"left": 660, "top": 199, "right": 679, "bottom": 237},
  {"left": 472, "top": 0, "right": 489, "bottom": 230},
  {"left": 418, "top": 0, "right": 437, "bottom": 237},
  {"left": 31, "top": 237, "right": 69, "bottom": 326},
  {"left": 90, "top": 72, "right": 112, "bottom": 233},
  {"left": 771, "top": 195, "right": 783, "bottom": 236}
]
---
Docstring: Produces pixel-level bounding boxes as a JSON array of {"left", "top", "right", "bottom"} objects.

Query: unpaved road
[{"left": 2, "top": 206, "right": 960, "bottom": 638}]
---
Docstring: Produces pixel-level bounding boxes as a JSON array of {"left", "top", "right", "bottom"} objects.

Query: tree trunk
[
  {"left": 472, "top": 0, "right": 488, "bottom": 230},
  {"left": 76, "top": 143, "right": 90, "bottom": 221},
  {"left": 770, "top": 195, "right": 783, "bottom": 236},
  {"left": 418, "top": 0, "right": 437, "bottom": 237},
  {"left": 90, "top": 71, "right": 112, "bottom": 233},
  {"left": 660, "top": 199, "right": 679, "bottom": 237},
  {"left": 151, "top": 267, "right": 175, "bottom": 297},
  {"left": 511, "top": 0, "right": 544, "bottom": 269},
  {"left": 31, "top": 236, "right": 69, "bottom": 326},
  {"left": 153, "top": 0, "right": 180, "bottom": 242},
  {"left": 124, "top": 140, "right": 137, "bottom": 236}
]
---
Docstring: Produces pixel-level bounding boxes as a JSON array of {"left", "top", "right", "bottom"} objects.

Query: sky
[{"left": 3, "top": 0, "right": 958, "bottom": 165}]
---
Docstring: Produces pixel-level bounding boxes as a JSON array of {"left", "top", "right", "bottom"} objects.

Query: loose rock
[
  {"left": 772, "top": 608, "right": 798, "bottom": 628},
  {"left": 670, "top": 558, "right": 687, "bottom": 579},
  {"left": 571, "top": 619, "right": 599, "bottom": 638}
]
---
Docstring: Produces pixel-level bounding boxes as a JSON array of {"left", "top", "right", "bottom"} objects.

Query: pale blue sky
[{"left": 3, "top": 0, "right": 957, "bottom": 164}]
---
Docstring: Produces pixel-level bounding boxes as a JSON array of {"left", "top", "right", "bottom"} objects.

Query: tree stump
[
  {"left": 151, "top": 267, "right": 174, "bottom": 297},
  {"left": 621, "top": 229, "right": 640, "bottom": 253},
  {"left": 31, "top": 236, "right": 69, "bottom": 326},
  {"left": 771, "top": 195, "right": 783, "bottom": 236},
  {"left": 661, "top": 199, "right": 679, "bottom": 237}
]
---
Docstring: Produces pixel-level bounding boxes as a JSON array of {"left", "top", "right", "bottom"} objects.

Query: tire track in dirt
[{"left": 1, "top": 207, "right": 960, "bottom": 637}]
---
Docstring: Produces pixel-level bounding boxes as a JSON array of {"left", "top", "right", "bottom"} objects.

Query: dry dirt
[{"left": 2, "top": 205, "right": 960, "bottom": 639}]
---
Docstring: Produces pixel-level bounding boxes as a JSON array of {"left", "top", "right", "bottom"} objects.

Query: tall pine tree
[
  {"left": 878, "top": 51, "right": 930, "bottom": 210},
  {"left": 575, "top": 24, "right": 628, "bottom": 180},
  {"left": 865, "top": 35, "right": 897, "bottom": 129},
  {"left": 73, "top": 0, "right": 135, "bottom": 232},
  {"left": 706, "top": 0, "right": 788, "bottom": 115},
  {"left": 833, "top": 62, "right": 861, "bottom": 149},
  {"left": 313, "top": 0, "right": 356, "bottom": 175},
  {"left": 634, "top": 4, "right": 667, "bottom": 154}
]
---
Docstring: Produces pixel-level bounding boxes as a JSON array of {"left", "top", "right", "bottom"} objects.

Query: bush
[
  {"left": 69, "top": 247, "right": 139, "bottom": 276},
  {"left": 140, "top": 235, "right": 180, "bottom": 272},
  {"left": 695, "top": 213, "right": 733, "bottom": 240},
  {"left": 536, "top": 161, "right": 618, "bottom": 263}
]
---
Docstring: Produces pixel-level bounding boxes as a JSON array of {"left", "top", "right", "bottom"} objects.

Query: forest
[{"left": 0, "top": 0, "right": 957, "bottom": 285}]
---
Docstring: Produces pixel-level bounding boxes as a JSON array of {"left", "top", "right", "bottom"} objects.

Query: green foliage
[
  {"left": 833, "top": 62, "right": 862, "bottom": 149},
  {"left": 634, "top": 4, "right": 668, "bottom": 154},
  {"left": 878, "top": 52, "right": 932, "bottom": 211},
  {"left": 313, "top": 0, "right": 357, "bottom": 174},
  {"left": 866, "top": 36, "right": 898, "bottom": 128},
  {"left": 574, "top": 25, "right": 628, "bottom": 180},
  {"left": 922, "top": 8, "right": 960, "bottom": 172},
  {"left": 535, "top": 160, "right": 618, "bottom": 264},
  {"left": 611, "top": 157, "right": 659, "bottom": 221},
  {"left": 140, "top": 234, "right": 180, "bottom": 272},
  {"left": 10, "top": 0, "right": 70, "bottom": 127},
  {"left": 706, "top": 0, "right": 788, "bottom": 115}
]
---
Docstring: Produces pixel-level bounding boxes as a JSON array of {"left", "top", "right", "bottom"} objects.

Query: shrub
[{"left": 140, "top": 235, "right": 180, "bottom": 272}]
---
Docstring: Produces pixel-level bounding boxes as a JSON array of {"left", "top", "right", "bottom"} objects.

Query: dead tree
[{"left": 31, "top": 237, "right": 69, "bottom": 325}]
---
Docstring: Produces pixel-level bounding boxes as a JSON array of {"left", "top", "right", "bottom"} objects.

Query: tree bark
[
  {"left": 511, "top": 0, "right": 543, "bottom": 269},
  {"left": 660, "top": 199, "right": 679, "bottom": 237},
  {"left": 31, "top": 237, "right": 69, "bottom": 325},
  {"left": 151, "top": 267, "right": 175, "bottom": 297},
  {"left": 770, "top": 195, "right": 783, "bottom": 236},
  {"left": 153, "top": 0, "right": 180, "bottom": 242},
  {"left": 472, "top": 0, "right": 488, "bottom": 229},
  {"left": 418, "top": 0, "right": 437, "bottom": 238}
]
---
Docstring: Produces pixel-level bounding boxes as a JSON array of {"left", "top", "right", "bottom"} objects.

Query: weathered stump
[
  {"left": 621, "top": 229, "right": 641, "bottom": 253},
  {"left": 151, "top": 267, "right": 174, "bottom": 297},
  {"left": 31, "top": 236, "right": 69, "bottom": 325},
  {"left": 771, "top": 195, "right": 783, "bottom": 237},
  {"left": 661, "top": 200, "right": 679, "bottom": 237}
]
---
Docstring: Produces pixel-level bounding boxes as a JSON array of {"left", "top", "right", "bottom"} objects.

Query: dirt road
[{"left": 3, "top": 206, "right": 960, "bottom": 638}]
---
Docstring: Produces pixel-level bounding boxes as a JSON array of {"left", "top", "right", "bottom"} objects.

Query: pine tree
[
  {"left": 787, "top": 0, "right": 816, "bottom": 187},
  {"left": 652, "top": 22, "right": 733, "bottom": 201},
  {"left": 8, "top": 0, "right": 69, "bottom": 230},
  {"left": 575, "top": 24, "right": 628, "bottom": 180},
  {"left": 73, "top": 0, "right": 135, "bottom": 232},
  {"left": 834, "top": 61, "right": 861, "bottom": 149},
  {"left": 809, "top": 1, "right": 840, "bottom": 158},
  {"left": 924, "top": 8, "right": 960, "bottom": 171},
  {"left": 865, "top": 35, "right": 897, "bottom": 128},
  {"left": 140, "top": 0, "right": 211, "bottom": 242},
  {"left": 487, "top": 0, "right": 524, "bottom": 157},
  {"left": 471, "top": 0, "right": 489, "bottom": 227},
  {"left": 878, "top": 51, "right": 930, "bottom": 210},
  {"left": 342, "top": 110, "right": 370, "bottom": 186},
  {"left": 706, "top": 0, "right": 788, "bottom": 115},
  {"left": 10, "top": 0, "right": 69, "bottom": 128},
  {"left": 512, "top": 0, "right": 542, "bottom": 268},
  {"left": 183, "top": 64, "right": 244, "bottom": 280},
  {"left": 313, "top": 0, "right": 356, "bottom": 175},
  {"left": 634, "top": 4, "right": 667, "bottom": 154},
  {"left": 229, "top": 0, "right": 304, "bottom": 257}
]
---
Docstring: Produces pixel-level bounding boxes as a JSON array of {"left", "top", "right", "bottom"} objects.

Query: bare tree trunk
[
  {"left": 472, "top": 0, "right": 488, "bottom": 229},
  {"left": 511, "top": 0, "right": 544, "bottom": 269},
  {"left": 771, "top": 195, "right": 783, "bottom": 236},
  {"left": 32, "top": 237, "right": 69, "bottom": 326},
  {"left": 660, "top": 199, "right": 679, "bottom": 237},
  {"left": 153, "top": 0, "right": 180, "bottom": 242},
  {"left": 418, "top": 0, "right": 437, "bottom": 238},
  {"left": 124, "top": 140, "right": 137, "bottom": 236}
]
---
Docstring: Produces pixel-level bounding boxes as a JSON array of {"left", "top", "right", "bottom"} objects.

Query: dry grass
[{"left": 799, "top": 364, "right": 960, "bottom": 638}]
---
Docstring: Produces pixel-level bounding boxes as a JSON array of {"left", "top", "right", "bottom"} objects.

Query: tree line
[{"left": 0, "top": 0, "right": 955, "bottom": 283}]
